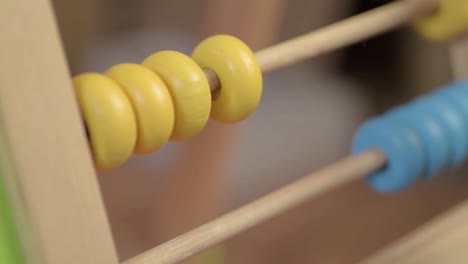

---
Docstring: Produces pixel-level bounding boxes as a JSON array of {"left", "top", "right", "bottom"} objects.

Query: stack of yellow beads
[{"left": 73, "top": 35, "right": 263, "bottom": 171}]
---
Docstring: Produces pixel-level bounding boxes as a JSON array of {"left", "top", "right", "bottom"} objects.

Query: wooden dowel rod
[
  {"left": 207, "top": 0, "right": 438, "bottom": 91},
  {"left": 123, "top": 149, "right": 386, "bottom": 264},
  {"left": 449, "top": 34, "right": 468, "bottom": 80}
]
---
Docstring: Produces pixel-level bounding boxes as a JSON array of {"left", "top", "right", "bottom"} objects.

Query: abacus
[{"left": 2, "top": 0, "right": 468, "bottom": 263}]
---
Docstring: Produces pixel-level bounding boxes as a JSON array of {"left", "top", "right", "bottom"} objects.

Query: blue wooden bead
[
  {"left": 387, "top": 105, "right": 450, "bottom": 177},
  {"left": 352, "top": 80, "right": 468, "bottom": 193},
  {"left": 434, "top": 82, "right": 468, "bottom": 160},
  {"left": 449, "top": 80, "right": 468, "bottom": 92},
  {"left": 352, "top": 117, "right": 425, "bottom": 193},
  {"left": 412, "top": 95, "right": 467, "bottom": 167}
]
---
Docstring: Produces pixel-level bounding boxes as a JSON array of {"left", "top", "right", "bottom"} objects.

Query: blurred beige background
[{"left": 52, "top": 0, "right": 468, "bottom": 263}]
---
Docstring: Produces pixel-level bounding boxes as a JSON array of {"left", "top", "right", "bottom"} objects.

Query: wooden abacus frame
[{"left": 2, "top": 0, "right": 468, "bottom": 263}]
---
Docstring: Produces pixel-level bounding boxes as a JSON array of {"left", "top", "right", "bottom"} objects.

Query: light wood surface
[
  {"left": 123, "top": 150, "right": 386, "bottom": 264},
  {"left": 360, "top": 199, "right": 468, "bottom": 264},
  {"left": 0, "top": 0, "right": 118, "bottom": 263}
]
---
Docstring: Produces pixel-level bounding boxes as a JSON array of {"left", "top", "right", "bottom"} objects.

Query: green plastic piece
[
  {"left": 0, "top": 169, "right": 26, "bottom": 263},
  {"left": 193, "top": 245, "right": 225, "bottom": 264}
]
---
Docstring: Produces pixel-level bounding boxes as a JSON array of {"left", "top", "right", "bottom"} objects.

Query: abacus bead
[
  {"left": 439, "top": 81, "right": 468, "bottom": 105},
  {"left": 105, "top": 63, "right": 175, "bottom": 154},
  {"left": 451, "top": 80, "right": 468, "bottom": 93},
  {"left": 413, "top": 0, "right": 468, "bottom": 40},
  {"left": 352, "top": 117, "right": 424, "bottom": 193},
  {"left": 192, "top": 35, "right": 263, "bottom": 122},
  {"left": 436, "top": 82, "right": 468, "bottom": 129},
  {"left": 433, "top": 83, "right": 468, "bottom": 158},
  {"left": 387, "top": 105, "right": 450, "bottom": 177},
  {"left": 73, "top": 73, "right": 137, "bottom": 171},
  {"left": 412, "top": 96, "right": 468, "bottom": 167},
  {"left": 142, "top": 51, "right": 211, "bottom": 141}
]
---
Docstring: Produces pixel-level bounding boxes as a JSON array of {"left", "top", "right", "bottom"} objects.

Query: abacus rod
[
  {"left": 207, "top": 0, "right": 438, "bottom": 91},
  {"left": 123, "top": 149, "right": 386, "bottom": 264},
  {"left": 450, "top": 34, "right": 468, "bottom": 80}
]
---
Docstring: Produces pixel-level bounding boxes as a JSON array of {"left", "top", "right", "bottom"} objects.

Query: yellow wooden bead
[
  {"left": 414, "top": 0, "right": 468, "bottom": 40},
  {"left": 105, "top": 63, "right": 175, "bottom": 154},
  {"left": 192, "top": 35, "right": 262, "bottom": 123},
  {"left": 73, "top": 73, "right": 137, "bottom": 171},
  {"left": 142, "top": 51, "right": 211, "bottom": 141}
]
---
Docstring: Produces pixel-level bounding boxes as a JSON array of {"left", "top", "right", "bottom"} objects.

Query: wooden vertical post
[
  {"left": 450, "top": 34, "right": 468, "bottom": 80},
  {"left": 0, "top": 0, "right": 119, "bottom": 263}
]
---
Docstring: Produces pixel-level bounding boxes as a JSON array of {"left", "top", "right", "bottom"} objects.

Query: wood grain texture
[{"left": 0, "top": 0, "right": 118, "bottom": 263}]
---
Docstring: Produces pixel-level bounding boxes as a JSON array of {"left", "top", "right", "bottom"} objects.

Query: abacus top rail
[
  {"left": 123, "top": 149, "right": 386, "bottom": 264},
  {"left": 206, "top": 0, "right": 438, "bottom": 91}
]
